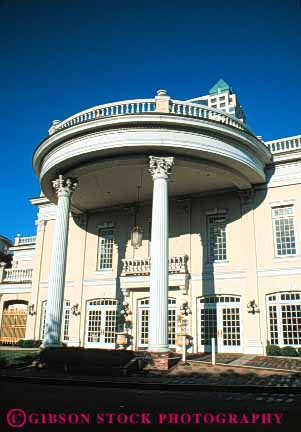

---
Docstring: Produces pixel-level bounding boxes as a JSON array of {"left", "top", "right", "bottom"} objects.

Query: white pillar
[
  {"left": 42, "top": 175, "right": 78, "bottom": 347},
  {"left": 148, "top": 156, "right": 174, "bottom": 352}
]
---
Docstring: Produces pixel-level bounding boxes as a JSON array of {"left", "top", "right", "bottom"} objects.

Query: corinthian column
[
  {"left": 148, "top": 156, "right": 174, "bottom": 352},
  {"left": 42, "top": 175, "right": 78, "bottom": 347}
]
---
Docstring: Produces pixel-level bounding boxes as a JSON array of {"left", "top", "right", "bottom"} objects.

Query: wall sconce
[
  {"left": 180, "top": 301, "right": 192, "bottom": 316},
  {"left": 27, "top": 304, "right": 36, "bottom": 316},
  {"left": 71, "top": 303, "right": 80, "bottom": 316},
  {"left": 247, "top": 299, "right": 260, "bottom": 314}
]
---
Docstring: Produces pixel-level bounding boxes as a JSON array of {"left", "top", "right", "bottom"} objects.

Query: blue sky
[{"left": 1, "top": 0, "right": 300, "bottom": 240}]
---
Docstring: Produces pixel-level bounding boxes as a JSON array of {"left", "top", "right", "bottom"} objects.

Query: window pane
[
  {"left": 268, "top": 305, "right": 278, "bottom": 344},
  {"left": 208, "top": 215, "right": 227, "bottom": 262},
  {"left": 282, "top": 304, "right": 301, "bottom": 345},
  {"left": 98, "top": 229, "right": 114, "bottom": 269},
  {"left": 272, "top": 206, "right": 296, "bottom": 256}
]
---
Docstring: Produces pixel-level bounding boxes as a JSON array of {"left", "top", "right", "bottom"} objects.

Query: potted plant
[{"left": 116, "top": 302, "right": 132, "bottom": 349}]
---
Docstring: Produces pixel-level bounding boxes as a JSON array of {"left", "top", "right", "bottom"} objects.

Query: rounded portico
[
  {"left": 33, "top": 90, "right": 271, "bottom": 211},
  {"left": 33, "top": 90, "right": 272, "bottom": 353}
]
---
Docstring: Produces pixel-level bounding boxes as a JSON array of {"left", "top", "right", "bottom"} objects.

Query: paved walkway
[
  {"left": 187, "top": 353, "right": 301, "bottom": 372},
  {"left": 163, "top": 361, "right": 300, "bottom": 388}
]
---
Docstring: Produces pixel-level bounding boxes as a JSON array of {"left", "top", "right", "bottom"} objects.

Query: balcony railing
[
  {"left": 51, "top": 96, "right": 257, "bottom": 138},
  {"left": 14, "top": 236, "right": 36, "bottom": 246},
  {"left": 121, "top": 255, "right": 189, "bottom": 276},
  {"left": 57, "top": 99, "right": 156, "bottom": 131},
  {"left": 3, "top": 268, "right": 33, "bottom": 283},
  {"left": 266, "top": 135, "right": 301, "bottom": 155},
  {"left": 170, "top": 100, "right": 247, "bottom": 131}
]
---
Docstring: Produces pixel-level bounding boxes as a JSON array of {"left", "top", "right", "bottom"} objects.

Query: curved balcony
[{"left": 33, "top": 91, "right": 271, "bottom": 211}]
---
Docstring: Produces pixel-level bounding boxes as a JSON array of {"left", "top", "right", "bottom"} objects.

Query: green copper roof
[{"left": 209, "top": 79, "right": 232, "bottom": 95}]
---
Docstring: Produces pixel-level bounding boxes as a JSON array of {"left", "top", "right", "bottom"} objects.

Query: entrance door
[
  {"left": 138, "top": 298, "right": 176, "bottom": 348},
  {"left": 85, "top": 299, "right": 118, "bottom": 348},
  {"left": 197, "top": 296, "right": 242, "bottom": 353}
]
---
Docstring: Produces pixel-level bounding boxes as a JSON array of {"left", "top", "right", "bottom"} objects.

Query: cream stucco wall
[{"left": 1, "top": 159, "right": 301, "bottom": 353}]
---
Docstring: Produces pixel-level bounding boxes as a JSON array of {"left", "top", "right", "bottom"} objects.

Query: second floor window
[
  {"left": 98, "top": 228, "right": 114, "bottom": 270},
  {"left": 272, "top": 206, "right": 296, "bottom": 256},
  {"left": 207, "top": 214, "right": 227, "bottom": 262}
]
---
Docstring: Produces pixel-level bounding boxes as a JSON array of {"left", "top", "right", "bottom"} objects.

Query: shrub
[
  {"left": 281, "top": 346, "right": 298, "bottom": 357},
  {"left": 297, "top": 347, "right": 301, "bottom": 357},
  {"left": 16, "top": 339, "right": 41, "bottom": 348},
  {"left": 0, "top": 350, "right": 39, "bottom": 367},
  {"left": 266, "top": 344, "right": 282, "bottom": 356}
]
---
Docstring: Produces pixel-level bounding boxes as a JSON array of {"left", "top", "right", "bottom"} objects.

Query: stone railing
[
  {"left": 170, "top": 100, "right": 248, "bottom": 132},
  {"left": 121, "top": 255, "right": 188, "bottom": 276},
  {"left": 17, "top": 236, "right": 36, "bottom": 246},
  {"left": 49, "top": 92, "right": 256, "bottom": 138},
  {"left": 56, "top": 99, "right": 156, "bottom": 131},
  {"left": 3, "top": 268, "right": 33, "bottom": 283},
  {"left": 265, "top": 135, "right": 301, "bottom": 154}
]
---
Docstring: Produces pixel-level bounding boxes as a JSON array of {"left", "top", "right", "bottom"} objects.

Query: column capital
[
  {"left": 52, "top": 175, "right": 78, "bottom": 198},
  {"left": 149, "top": 156, "right": 174, "bottom": 180}
]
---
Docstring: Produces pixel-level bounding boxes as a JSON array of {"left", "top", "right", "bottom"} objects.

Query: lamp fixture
[
  {"left": 71, "top": 303, "right": 80, "bottom": 316},
  {"left": 247, "top": 299, "right": 260, "bottom": 314},
  {"left": 27, "top": 304, "right": 36, "bottom": 316},
  {"left": 131, "top": 173, "right": 143, "bottom": 249},
  {"left": 180, "top": 301, "right": 192, "bottom": 316}
]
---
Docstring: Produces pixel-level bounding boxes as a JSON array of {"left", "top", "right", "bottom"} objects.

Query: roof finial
[{"left": 156, "top": 89, "right": 168, "bottom": 96}]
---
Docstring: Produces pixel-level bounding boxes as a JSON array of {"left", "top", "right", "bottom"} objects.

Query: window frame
[
  {"left": 40, "top": 300, "right": 71, "bottom": 342},
  {"left": 137, "top": 297, "right": 177, "bottom": 348},
  {"left": 271, "top": 205, "right": 297, "bottom": 257},
  {"left": 206, "top": 211, "right": 228, "bottom": 263},
  {"left": 97, "top": 223, "right": 115, "bottom": 271},
  {"left": 266, "top": 292, "right": 301, "bottom": 347}
]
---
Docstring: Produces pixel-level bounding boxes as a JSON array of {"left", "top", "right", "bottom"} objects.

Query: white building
[{"left": 0, "top": 81, "right": 300, "bottom": 364}]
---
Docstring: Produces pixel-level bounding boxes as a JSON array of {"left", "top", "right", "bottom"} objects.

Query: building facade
[{"left": 0, "top": 81, "right": 300, "bottom": 355}]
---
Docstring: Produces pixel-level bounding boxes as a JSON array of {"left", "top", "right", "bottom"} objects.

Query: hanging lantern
[
  {"left": 131, "top": 179, "right": 143, "bottom": 249},
  {"left": 131, "top": 225, "right": 143, "bottom": 249}
]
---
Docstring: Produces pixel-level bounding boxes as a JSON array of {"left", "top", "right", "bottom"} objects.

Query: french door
[
  {"left": 85, "top": 299, "right": 118, "bottom": 348},
  {"left": 138, "top": 298, "right": 176, "bottom": 348},
  {"left": 197, "top": 295, "right": 242, "bottom": 353}
]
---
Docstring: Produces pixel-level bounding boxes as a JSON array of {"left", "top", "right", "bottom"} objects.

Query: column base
[
  {"left": 145, "top": 351, "right": 181, "bottom": 371},
  {"left": 66, "top": 338, "right": 80, "bottom": 347},
  {"left": 40, "top": 342, "right": 64, "bottom": 349},
  {"left": 148, "top": 345, "right": 170, "bottom": 352}
]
